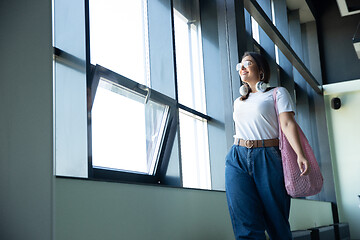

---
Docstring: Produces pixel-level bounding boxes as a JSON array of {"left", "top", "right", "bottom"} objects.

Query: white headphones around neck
[
  {"left": 239, "top": 81, "right": 269, "bottom": 96},
  {"left": 239, "top": 84, "right": 249, "bottom": 96},
  {"left": 256, "top": 81, "right": 268, "bottom": 92}
]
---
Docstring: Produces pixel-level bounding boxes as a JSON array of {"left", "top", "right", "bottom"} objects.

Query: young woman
[{"left": 225, "top": 52, "right": 310, "bottom": 240}]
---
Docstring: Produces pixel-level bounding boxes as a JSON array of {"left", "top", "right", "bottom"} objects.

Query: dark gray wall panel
[
  {"left": 0, "top": 0, "right": 53, "bottom": 239},
  {"left": 201, "top": 0, "right": 228, "bottom": 190},
  {"left": 316, "top": 0, "right": 360, "bottom": 84}
]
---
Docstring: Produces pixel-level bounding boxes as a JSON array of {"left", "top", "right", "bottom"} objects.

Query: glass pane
[
  {"left": 275, "top": 44, "right": 280, "bottom": 65},
  {"left": 91, "top": 78, "right": 168, "bottom": 174},
  {"left": 54, "top": 61, "right": 88, "bottom": 178},
  {"left": 251, "top": 16, "right": 260, "bottom": 44},
  {"left": 173, "top": 0, "right": 207, "bottom": 114},
  {"left": 179, "top": 110, "right": 211, "bottom": 190},
  {"left": 89, "top": 0, "right": 150, "bottom": 85},
  {"left": 53, "top": 0, "right": 86, "bottom": 59},
  {"left": 271, "top": 0, "right": 276, "bottom": 26},
  {"left": 270, "top": 0, "right": 279, "bottom": 65}
]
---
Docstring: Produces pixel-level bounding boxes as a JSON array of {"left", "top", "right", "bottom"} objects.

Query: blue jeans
[{"left": 225, "top": 145, "right": 292, "bottom": 240}]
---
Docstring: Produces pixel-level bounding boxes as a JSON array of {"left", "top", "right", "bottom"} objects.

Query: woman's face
[{"left": 238, "top": 55, "right": 260, "bottom": 84}]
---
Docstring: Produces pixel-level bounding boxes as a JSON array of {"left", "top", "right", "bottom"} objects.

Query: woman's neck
[{"left": 247, "top": 81, "right": 259, "bottom": 93}]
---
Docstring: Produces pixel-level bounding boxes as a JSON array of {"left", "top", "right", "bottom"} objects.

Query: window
[
  {"left": 54, "top": 0, "right": 218, "bottom": 190},
  {"left": 88, "top": 65, "right": 177, "bottom": 183},
  {"left": 251, "top": 16, "right": 260, "bottom": 44},
  {"left": 179, "top": 110, "right": 211, "bottom": 189},
  {"left": 91, "top": 78, "right": 169, "bottom": 175},
  {"left": 89, "top": 0, "right": 150, "bottom": 85},
  {"left": 87, "top": 0, "right": 179, "bottom": 183},
  {"left": 84, "top": 0, "right": 212, "bottom": 189},
  {"left": 173, "top": 7, "right": 206, "bottom": 114},
  {"left": 173, "top": 0, "right": 211, "bottom": 189},
  {"left": 53, "top": 0, "right": 329, "bottom": 198}
]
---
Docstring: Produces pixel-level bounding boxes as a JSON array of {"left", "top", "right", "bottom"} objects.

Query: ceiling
[
  {"left": 286, "top": 0, "right": 360, "bottom": 22},
  {"left": 286, "top": 0, "right": 315, "bottom": 23},
  {"left": 336, "top": 0, "right": 360, "bottom": 16}
]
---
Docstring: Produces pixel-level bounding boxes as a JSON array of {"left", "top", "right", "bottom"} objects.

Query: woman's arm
[{"left": 279, "top": 112, "right": 310, "bottom": 176}]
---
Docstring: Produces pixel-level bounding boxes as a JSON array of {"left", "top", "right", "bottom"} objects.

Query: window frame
[
  {"left": 84, "top": 0, "right": 213, "bottom": 187},
  {"left": 53, "top": 0, "right": 228, "bottom": 190},
  {"left": 170, "top": 0, "right": 213, "bottom": 189},
  {"left": 87, "top": 64, "right": 179, "bottom": 185}
]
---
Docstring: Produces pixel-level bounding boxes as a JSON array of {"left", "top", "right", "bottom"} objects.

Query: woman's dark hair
[{"left": 240, "top": 51, "right": 271, "bottom": 101}]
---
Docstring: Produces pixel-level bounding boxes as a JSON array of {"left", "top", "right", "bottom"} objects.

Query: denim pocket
[{"left": 225, "top": 145, "right": 236, "bottom": 162}]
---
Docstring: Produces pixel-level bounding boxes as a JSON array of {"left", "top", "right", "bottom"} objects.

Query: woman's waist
[
  {"left": 234, "top": 122, "right": 279, "bottom": 140},
  {"left": 233, "top": 138, "right": 279, "bottom": 148}
]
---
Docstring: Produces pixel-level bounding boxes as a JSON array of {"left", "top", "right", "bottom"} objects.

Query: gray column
[
  {"left": 244, "top": 9, "right": 255, "bottom": 51},
  {"left": 301, "top": 22, "right": 323, "bottom": 85},
  {"left": 257, "top": 0, "right": 275, "bottom": 59},
  {"left": 200, "top": 0, "right": 228, "bottom": 190},
  {"left": 301, "top": 21, "right": 335, "bottom": 202},
  {"left": 272, "top": 0, "right": 295, "bottom": 100},
  {"left": 257, "top": 0, "right": 279, "bottom": 87},
  {"left": 288, "top": 10, "right": 312, "bottom": 143},
  {"left": 216, "top": 0, "right": 248, "bottom": 149}
]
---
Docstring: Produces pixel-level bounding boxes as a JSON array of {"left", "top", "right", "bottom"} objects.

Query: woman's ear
[{"left": 260, "top": 72, "right": 264, "bottom": 81}]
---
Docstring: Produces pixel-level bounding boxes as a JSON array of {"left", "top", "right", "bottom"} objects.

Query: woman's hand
[{"left": 297, "top": 155, "right": 310, "bottom": 176}]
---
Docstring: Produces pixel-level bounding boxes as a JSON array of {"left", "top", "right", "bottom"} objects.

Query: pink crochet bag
[{"left": 273, "top": 88, "right": 323, "bottom": 197}]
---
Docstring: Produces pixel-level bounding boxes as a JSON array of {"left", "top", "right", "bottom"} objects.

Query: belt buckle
[{"left": 245, "top": 140, "right": 254, "bottom": 148}]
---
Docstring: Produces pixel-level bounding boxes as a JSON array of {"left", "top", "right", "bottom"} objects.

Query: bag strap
[
  {"left": 272, "top": 87, "right": 283, "bottom": 149},
  {"left": 272, "top": 87, "right": 279, "bottom": 115}
]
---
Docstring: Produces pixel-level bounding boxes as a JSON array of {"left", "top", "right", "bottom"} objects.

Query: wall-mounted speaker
[{"left": 331, "top": 97, "right": 341, "bottom": 110}]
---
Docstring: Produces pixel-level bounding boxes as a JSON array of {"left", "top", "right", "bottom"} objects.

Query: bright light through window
[
  {"left": 179, "top": 110, "right": 211, "bottom": 190},
  {"left": 173, "top": 8, "right": 206, "bottom": 114},
  {"left": 91, "top": 78, "right": 169, "bottom": 174},
  {"left": 251, "top": 16, "right": 260, "bottom": 44},
  {"left": 275, "top": 45, "right": 280, "bottom": 64},
  {"left": 89, "top": 0, "right": 150, "bottom": 86},
  {"left": 271, "top": 0, "right": 279, "bottom": 64},
  {"left": 271, "top": 0, "right": 276, "bottom": 26}
]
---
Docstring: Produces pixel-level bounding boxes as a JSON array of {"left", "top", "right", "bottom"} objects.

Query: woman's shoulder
[
  {"left": 268, "top": 87, "right": 292, "bottom": 101},
  {"left": 233, "top": 96, "right": 241, "bottom": 105},
  {"left": 273, "top": 86, "right": 290, "bottom": 96},
  {"left": 271, "top": 86, "right": 285, "bottom": 92},
  {"left": 273, "top": 86, "right": 293, "bottom": 104},
  {"left": 265, "top": 86, "right": 282, "bottom": 95}
]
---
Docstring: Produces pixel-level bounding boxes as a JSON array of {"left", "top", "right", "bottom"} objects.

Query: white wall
[
  {"left": 324, "top": 80, "right": 360, "bottom": 239},
  {"left": 289, "top": 199, "right": 333, "bottom": 231}
]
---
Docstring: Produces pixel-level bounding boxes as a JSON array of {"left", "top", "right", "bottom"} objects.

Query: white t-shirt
[{"left": 233, "top": 87, "right": 295, "bottom": 140}]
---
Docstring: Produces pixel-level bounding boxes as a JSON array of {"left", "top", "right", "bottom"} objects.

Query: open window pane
[
  {"left": 89, "top": 0, "right": 150, "bottom": 85},
  {"left": 173, "top": 0, "right": 207, "bottom": 114},
  {"left": 91, "top": 78, "right": 169, "bottom": 175},
  {"left": 179, "top": 110, "right": 211, "bottom": 190}
]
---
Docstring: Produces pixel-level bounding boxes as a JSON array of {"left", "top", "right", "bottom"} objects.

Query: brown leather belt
[{"left": 234, "top": 138, "right": 279, "bottom": 148}]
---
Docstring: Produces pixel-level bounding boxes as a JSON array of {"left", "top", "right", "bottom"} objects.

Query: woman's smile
[{"left": 240, "top": 70, "right": 248, "bottom": 76}]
